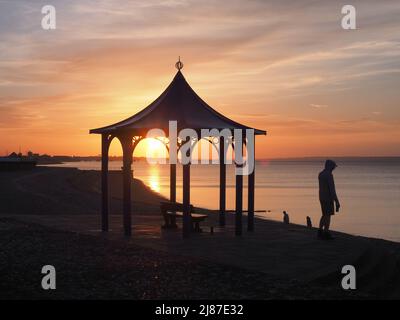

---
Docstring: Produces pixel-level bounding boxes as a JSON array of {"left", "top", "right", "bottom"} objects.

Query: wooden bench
[{"left": 160, "top": 201, "right": 208, "bottom": 232}]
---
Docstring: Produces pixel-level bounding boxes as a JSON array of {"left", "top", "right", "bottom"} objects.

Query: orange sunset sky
[{"left": 1, "top": 0, "right": 400, "bottom": 159}]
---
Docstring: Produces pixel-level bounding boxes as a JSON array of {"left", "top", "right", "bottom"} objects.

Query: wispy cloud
[{"left": 310, "top": 104, "right": 328, "bottom": 109}]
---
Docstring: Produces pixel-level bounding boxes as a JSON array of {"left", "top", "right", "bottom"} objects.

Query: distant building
[
  {"left": 8, "top": 152, "right": 19, "bottom": 158},
  {"left": 0, "top": 153, "right": 37, "bottom": 171}
]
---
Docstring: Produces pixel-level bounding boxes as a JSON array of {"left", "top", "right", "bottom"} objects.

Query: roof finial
[{"left": 175, "top": 56, "right": 183, "bottom": 71}]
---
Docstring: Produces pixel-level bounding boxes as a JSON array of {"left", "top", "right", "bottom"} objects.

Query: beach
[
  {"left": 1, "top": 166, "right": 400, "bottom": 299},
  {"left": 46, "top": 158, "right": 400, "bottom": 242}
]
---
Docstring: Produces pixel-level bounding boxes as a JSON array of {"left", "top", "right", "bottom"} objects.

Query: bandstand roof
[{"left": 90, "top": 65, "right": 266, "bottom": 136}]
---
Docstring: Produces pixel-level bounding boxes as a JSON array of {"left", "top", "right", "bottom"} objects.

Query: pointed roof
[{"left": 90, "top": 70, "right": 266, "bottom": 135}]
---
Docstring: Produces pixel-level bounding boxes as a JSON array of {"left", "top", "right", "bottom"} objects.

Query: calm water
[{"left": 45, "top": 159, "right": 400, "bottom": 242}]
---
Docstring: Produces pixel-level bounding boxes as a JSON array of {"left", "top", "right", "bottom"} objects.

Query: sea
[{"left": 44, "top": 158, "right": 400, "bottom": 242}]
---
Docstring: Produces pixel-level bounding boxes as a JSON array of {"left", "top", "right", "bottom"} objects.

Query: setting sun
[
  {"left": 141, "top": 138, "right": 168, "bottom": 160},
  {"left": 147, "top": 139, "right": 164, "bottom": 151}
]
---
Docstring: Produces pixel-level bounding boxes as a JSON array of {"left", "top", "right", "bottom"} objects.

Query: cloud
[
  {"left": 257, "top": 115, "right": 400, "bottom": 136},
  {"left": 310, "top": 104, "right": 328, "bottom": 109}
]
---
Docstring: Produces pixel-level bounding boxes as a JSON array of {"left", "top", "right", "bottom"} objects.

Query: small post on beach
[
  {"left": 101, "top": 134, "right": 109, "bottom": 232},
  {"left": 283, "top": 211, "right": 289, "bottom": 224},
  {"left": 306, "top": 216, "right": 312, "bottom": 228},
  {"left": 219, "top": 136, "right": 226, "bottom": 226},
  {"left": 121, "top": 136, "right": 133, "bottom": 236}
]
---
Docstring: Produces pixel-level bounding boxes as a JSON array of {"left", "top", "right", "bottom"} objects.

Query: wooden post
[
  {"left": 122, "top": 137, "right": 132, "bottom": 236},
  {"left": 235, "top": 140, "right": 243, "bottom": 236},
  {"left": 101, "top": 134, "right": 109, "bottom": 232},
  {"left": 182, "top": 163, "right": 191, "bottom": 238},
  {"left": 247, "top": 166, "right": 255, "bottom": 232},
  {"left": 169, "top": 129, "right": 177, "bottom": 204},
  {"left": 219, "top": 136, "right": 226, "bottom": 226},
  {"left": 235, "top": 172, "right": 243, "bottom": 236},
  {"left": 247, "top": 138, "right": 255, "bottom": 232},
  {"left": 170, "top": 163, "right": 176, "bottom": 202}
]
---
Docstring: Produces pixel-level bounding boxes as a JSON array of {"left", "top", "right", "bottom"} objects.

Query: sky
[{"left": 0, "top": 0, "right": 399, "bottom": 158}]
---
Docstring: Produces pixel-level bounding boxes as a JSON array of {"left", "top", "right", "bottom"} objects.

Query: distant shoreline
[
  {"left": 39, "top": 155, "right": 400, "bottom": 165},
  {"left": 260, "top": 156, "right": 400, "bottom": 162},
  {"left": 3, "top": 152, "right": 400, "bottom": 166}
]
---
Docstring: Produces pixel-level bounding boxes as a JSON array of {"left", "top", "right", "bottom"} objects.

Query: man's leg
[
  {"left": 324, "top": 215, "right": 331, "bottom": 232},
  {"left": 319, "top": 215, "right": 325, "bottom": 230},
  {"left": 318, "top": 215, "right": 326, "bottom": 238},
  {"left": 319, "top": 201, "right": 328, "bottom": 231}
]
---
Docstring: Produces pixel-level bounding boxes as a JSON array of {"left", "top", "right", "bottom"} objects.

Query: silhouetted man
[{"left": 318, "top": 160, "right": 340, "bottom": 240}]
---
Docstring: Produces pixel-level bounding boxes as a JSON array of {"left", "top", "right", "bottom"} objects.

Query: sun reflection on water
[{"left": 148, "top": 164, "right": 161, "bottom": 193}]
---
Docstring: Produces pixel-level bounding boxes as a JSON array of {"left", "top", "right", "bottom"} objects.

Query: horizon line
[{"left": 4, "top": 153, "right": 400, "bottom": 161}]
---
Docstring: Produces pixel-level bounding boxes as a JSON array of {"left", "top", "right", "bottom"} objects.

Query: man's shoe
[{"left": 317, "top": 229, "right": 324, "bottom": 239}]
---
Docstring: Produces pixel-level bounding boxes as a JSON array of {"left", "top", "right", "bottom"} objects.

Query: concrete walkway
[{"left": 3, "top": 212, "right": 371, "bottom": 283}]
